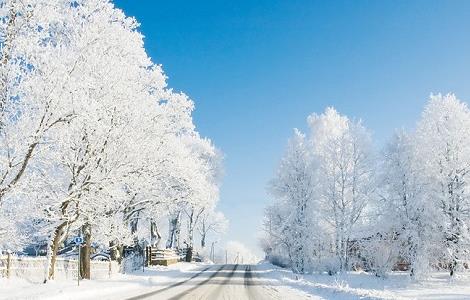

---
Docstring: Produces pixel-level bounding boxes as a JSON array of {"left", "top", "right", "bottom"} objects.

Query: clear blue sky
[{"left": 113, "top": 0, "right": 470, "bottom": 256}]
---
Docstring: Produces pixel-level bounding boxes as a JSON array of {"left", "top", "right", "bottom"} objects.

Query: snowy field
[
  {"left": 264, "top": 263, "right": 470, "bottom": 300},
  {"left": 1, "top": 262, "right": 470, "bottom": 300}
]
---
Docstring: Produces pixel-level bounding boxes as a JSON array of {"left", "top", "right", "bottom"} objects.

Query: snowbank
[
  {"left": 258, "top": 262, "right": 470, "bottom": 299},
  {"left": 0, "top": 262, "right": 202, "bottom": 300}
]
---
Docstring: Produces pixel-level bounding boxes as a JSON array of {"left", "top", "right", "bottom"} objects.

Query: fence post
[
  {"left": 6, "top": 252, "right": 11, "bottom": 279},
  {"left": 108, "top": 260, "right": 112, "bottom": 279},
  {"left": 146, "top": 246, "right": 151, "bottom": 266},
  {"left": 145, "top": 247, "right": 148, "bottom": 266}
]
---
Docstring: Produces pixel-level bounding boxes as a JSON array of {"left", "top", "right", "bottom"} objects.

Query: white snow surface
[
  {"left": 262, "top": 263, "right": 470, "bottom": 300},
  {"left": 1, "top": 262, "right": 470, "bottom": 299},
  {"left": 0, "top": 263, "right": 201, "bottom": 300}
]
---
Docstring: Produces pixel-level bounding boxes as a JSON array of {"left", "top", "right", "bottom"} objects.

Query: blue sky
[{"left": 113, "top": 0, "right": 470, "bottom": 256}]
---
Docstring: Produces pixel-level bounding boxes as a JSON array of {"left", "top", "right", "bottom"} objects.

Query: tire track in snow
[
  {"left": 205, "top": 264, "right": 239, "bottom": 299},
  {"left": 244, "top": 265, "right": 279, "bottom": 300},
  {"left": 125, "top": 266, "right": 213, "bottom": 300},
  {"left": 166, "top": 265, "right": 226, "bottom": 300}
]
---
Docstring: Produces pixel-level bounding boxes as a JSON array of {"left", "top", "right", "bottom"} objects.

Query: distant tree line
[{"left": 262, "top": 94, "right": 470, "bottom": 278}]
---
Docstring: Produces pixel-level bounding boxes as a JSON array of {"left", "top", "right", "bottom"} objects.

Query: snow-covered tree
[
  {"left": 261, "top": 202, "right": 296, "bottom": 268},
  {"left": 263, "top": 108, "right": 374, "bottom": 274},
  {"left": 413, "top": 94, "right": 470, "bottom": 276},
  {"left": 308, "top": 108, "right": 374, "bottom": 271},
  {"left": 0, "top": 0, "right": 225, "bottom": 282},
  {"left": 0, "top": 0, "right": 76, "bottom": 244},
  {"left": 375, "top": 130, "right": 430, "bottom": 277},
  {"left": 264, "top": 95, "right": 470, "bottom": 278},
  {"left": 197, "top": 209, "right": 228, "bottom": 248},
  {"left": 268, "top": 129, "right": 317, "bottom": 273}
]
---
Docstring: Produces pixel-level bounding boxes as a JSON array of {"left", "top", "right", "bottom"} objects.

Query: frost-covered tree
[
  {"left": 0, "top": 0, "right": 225, "bottom": 282},
  {"left": 265, "top": 96, "right": 470, "bottom": 278},
  {"left": 413, "top": 94, "right": 470, "bottom": 276},
  {"left": 309, "top": 108, "right": 374, "bottom": 271},
  {"left": 160, "top": 134, "right": 222, "bottom": 251},
  {"left": 268, "top": 129, "right": 317, "bottom": 273},
  {"left": 261, "top": 202, "right": 296, "bottom": 268},
  {"left": 372, "top": 94, "right": 470, "bottom": 278},
  {"left": 0, "top": 0, "right": 76, "bottom": 243},
  {"left": 376, "top": 130, "right": 432, "bottom": 277},
  {"left": 197, "top": 209, "right": 228, "bottom": 249},
  {"left": 264, "top": 108, "right": 374, "bottom": 274},
  {"left": 29, "top": 0, "right": 163, "bottom": 280}
]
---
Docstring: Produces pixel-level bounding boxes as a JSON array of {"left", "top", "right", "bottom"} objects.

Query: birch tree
[
  {"left": 414, "top": 94, "right": 470, "bottom": 276},
  {"left": 264, "top": 108, "right": 374, "bottom": 274},
  {"left": 269, "top": 129, "right": 317, "bottom": 273},
  {"left": 308, "top": 108, "right": 374, "bottom": 271}
]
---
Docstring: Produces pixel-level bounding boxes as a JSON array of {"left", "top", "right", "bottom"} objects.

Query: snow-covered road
[
  {"left": 124, "top": 264, "right": 313, "bottom": 300},
  {"left": 3, "top": 262, "right": 470, "bottom": 299}
]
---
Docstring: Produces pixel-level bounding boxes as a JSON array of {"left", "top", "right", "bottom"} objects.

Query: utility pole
[
  {"left": 74, "top": 233, "right": 84, "bottom": 286},
  {"left": 210, "top": 242, "right": 215, "bottom": 262},
  {"left": 225, "top": 250, "right": 228, "bottom": 264}
]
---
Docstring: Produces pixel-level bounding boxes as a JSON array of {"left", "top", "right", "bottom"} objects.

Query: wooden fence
[
  {"left": 0, "top": 254, "right": 119, "bottom": 283},
  {"left": 145, "top": 247, "right": 202, "bottom": 266},
  {"left": 146, "top": 248, "right": 181, "bottom": 266}
]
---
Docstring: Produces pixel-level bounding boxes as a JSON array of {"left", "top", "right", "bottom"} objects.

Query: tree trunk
[
  {"left": 185, "top": 246, "right": 193, "bottom": 262},
  {"left": 117, "top": 244, "right": 124, "bottom": 264},
  {"left": 450, "top": 259, "right": 457, "bottom": 277},
  {"left": 45, "top": 222, "right": 68, "bottom": 282},
  {"left": 166, "top": 217, "right": 175, "bottom": 248},
  {"left": 200, "top": 232, "right": 206, "bottom": 248},
  {"left": 110, "top": 241, "right": 119, "bottom": 261},
  {"left": 175, "top": 218, "right": 181, "bottom": 249},
  {"left": 130, "top": 217, "right": 139, "bottom": 235},
  {"left": 150, "top": 221, "right": 162, "bottom": 248},
  {"left": 80, "top": 223, "right": 91, "bottom": 280},
  {"left": 188, "top": 210, "right": 194, "bottom": 248},
  {"left": 166, "top": 212, "right": 180, "bottom": 249},
  {"left": 109, "top": 240, "right": 124, "bottom": 263}
]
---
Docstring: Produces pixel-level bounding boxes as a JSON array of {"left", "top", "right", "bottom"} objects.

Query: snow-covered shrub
[
  {"left": 267, "top": 253, "right": 290, "bottom": 268},
  {"left": 321, "top": 256, "right": 341, "bottom": 275},
  {"left": 359, "top": 234, "right": 400, "bottom": 278}
]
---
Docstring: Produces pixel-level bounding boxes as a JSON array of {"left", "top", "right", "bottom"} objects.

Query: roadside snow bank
[
  {"left": 0, "top": 262, "right": 203, "bottom": 300},
  {"left": 258, "top": 262, "right": 470, "bottom": 300}
]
